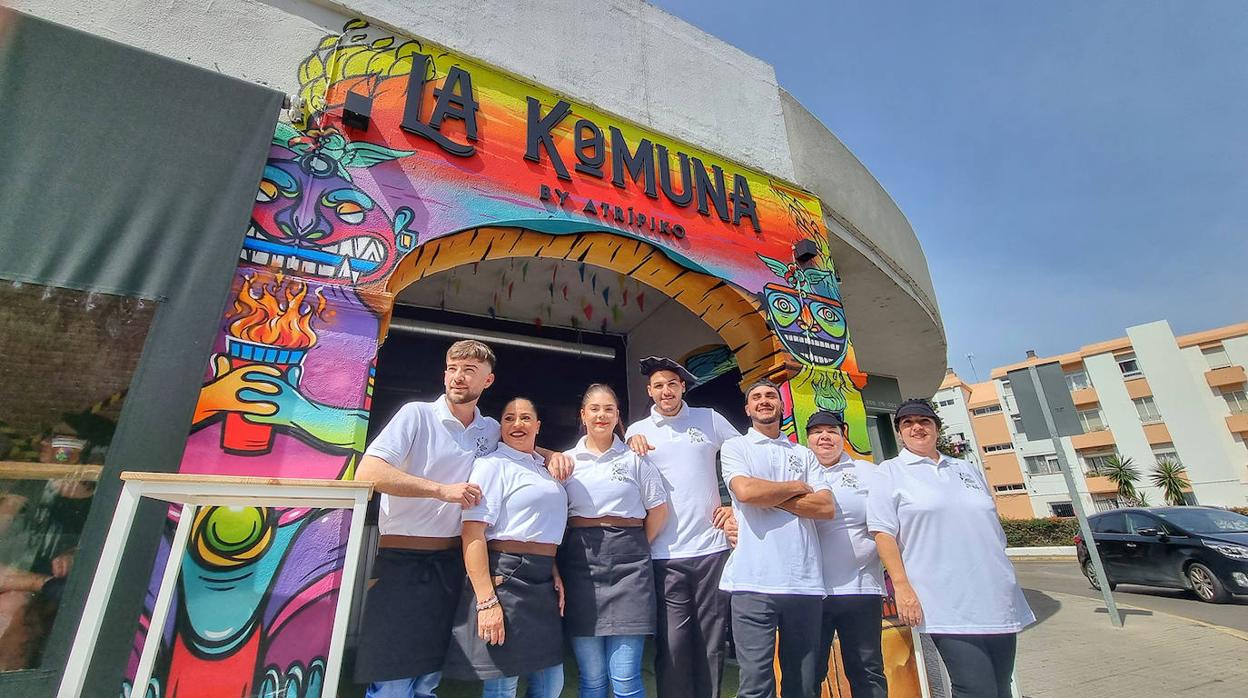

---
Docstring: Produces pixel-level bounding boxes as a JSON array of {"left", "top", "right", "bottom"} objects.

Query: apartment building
[{"left": 935, "top": 320, "right": 1248, "bottom": 519}]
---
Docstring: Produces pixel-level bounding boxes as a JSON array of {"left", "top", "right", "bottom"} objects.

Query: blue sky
[{"left": 653, "top": 0, "right": 1248, "bottom": 380}]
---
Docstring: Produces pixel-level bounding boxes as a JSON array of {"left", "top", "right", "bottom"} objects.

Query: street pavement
[
  {"left": 1013, "top": 558, "right": 1248, "bottom": 633},
  {"left": 1014, "top": 559, "right": 1248, "bottom": 697}
]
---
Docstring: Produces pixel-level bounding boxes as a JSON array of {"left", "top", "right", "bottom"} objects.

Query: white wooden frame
[{"left": 56, "top": 472, "right": 373, "bottom": 698}]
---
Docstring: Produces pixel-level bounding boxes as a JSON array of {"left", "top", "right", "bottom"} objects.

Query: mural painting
[{"left": 126, "top": 18, "right": 917, "bottom": 697}]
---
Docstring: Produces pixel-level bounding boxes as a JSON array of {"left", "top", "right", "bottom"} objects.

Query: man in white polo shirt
[
  {"left": 720, "top": 379, "right": 835, "bottom": 698},
  {"left": 625, "top": 356, "right": 740, "bottom": 698},
  {"left": 353, "top": 339, "right": 502, "bottom": 698}
]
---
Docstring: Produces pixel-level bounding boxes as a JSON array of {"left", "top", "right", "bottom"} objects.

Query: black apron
[
  {"left": 354, "top": 548, "right": 465, "bottom": 682},
  {"left": 443, "top": 551, "right": 564, "bottom": 680},
  {"left": 558, "top": 526, "right": 657, "bottom": 637}
]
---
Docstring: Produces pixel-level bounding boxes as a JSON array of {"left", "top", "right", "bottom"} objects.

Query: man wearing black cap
[{"left": 625, "top": 356, "right": 741, "bottom": 698}]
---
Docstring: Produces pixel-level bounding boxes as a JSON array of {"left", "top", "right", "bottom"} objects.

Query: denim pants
[
  {"left": 481, "top": 664, "right": 564, "bottom": 698},
  {"left": 570, "top": 635, "right": 647, "bottom": 698},
  {"left": 365, "top": 671, "right": 442, "bottom": 698}
]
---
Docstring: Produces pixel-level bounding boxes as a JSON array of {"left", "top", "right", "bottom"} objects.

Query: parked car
[{"left": 1074, "top": 506, "right": 1248, "bottom": 603}]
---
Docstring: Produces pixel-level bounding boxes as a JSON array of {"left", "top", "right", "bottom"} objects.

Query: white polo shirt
[
  {"left": 866, "top": 449, "right": 1035, "bottom": 634},
  {"left": 718, "top": 429, "right": 829, "bottom": 595},
  {"left": 625, "top": 403, "right": 741, "bottom": 559},
  {"left": 463, "top": 443, "right": 568, "bottom": 545},
  {"left": 363, "top": 396, "right": 500, "bottom": 537},
  {"left": 811, "top": 453, "right": 884, "bottom": 596},
  {"left": 564, "top": 436, "right": 668, "bottom": 518}
]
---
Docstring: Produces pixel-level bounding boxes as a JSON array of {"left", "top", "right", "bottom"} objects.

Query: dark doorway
[{"left": 368, "top": 305, "right": 630, "bottom": 451}]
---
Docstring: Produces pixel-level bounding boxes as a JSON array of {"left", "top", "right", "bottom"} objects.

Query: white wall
[
  {"left": 1129, "top": 322, "right": 1248, "bottom": 506},
  {"left": 1083, "top": 351, "right": 1164, "bottom": 503},
  {"left": 13, "top": 0, "right": 797, "bottom": 180}
]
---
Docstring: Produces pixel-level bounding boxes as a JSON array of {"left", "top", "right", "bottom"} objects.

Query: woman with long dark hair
[
  {"left": 445, "top": 397, "right": 568, "bottom": 698},
  {"left": 559, "top": 383, "right": 669, "bottom": 698}
]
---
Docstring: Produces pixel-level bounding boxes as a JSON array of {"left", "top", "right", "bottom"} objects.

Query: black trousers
[
  {"left": 652, "top": 550, "right": 730, "bottom": 698},
  {"left": 730, "top": 592, "right": 823, "bottom": 698},
  {"left": 817, "top": 595, "right": 888, "bottom": 698},
  {"left": 930, "top": 633, "right": 1019, "bottom": 698}
]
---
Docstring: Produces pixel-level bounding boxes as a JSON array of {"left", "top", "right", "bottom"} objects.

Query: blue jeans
[
  {"left": 366, "top": 672, "right": 442, "bottom": 698},
  {"left": 570, "top": 635, "right": 646, "bottom": 698},
  {"left": 481, "top": 664, "right": 564, "bottom": 698}
]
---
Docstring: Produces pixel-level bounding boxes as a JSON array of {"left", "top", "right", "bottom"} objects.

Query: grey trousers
[
  {"left": 730, "top": 592, "right": 823, "bottom": 698},
  {"left": 652, "top": 550, "right": 731, "bottom": 698}
]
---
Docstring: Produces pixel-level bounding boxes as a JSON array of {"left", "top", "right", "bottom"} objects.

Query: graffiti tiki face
[
  {"left": 242, "top": 128, "right": 417, "bottom": 285},
  {"left": 763, "top": 282, "right": 847, "bottom": 367}
]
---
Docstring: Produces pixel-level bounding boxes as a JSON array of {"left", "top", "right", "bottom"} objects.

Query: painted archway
[
  {"left": 117, "top": 18, "right": 891, "bottom": 698},
  {"left": 384, "top": 226, "right": 785, "bottom": 386}
]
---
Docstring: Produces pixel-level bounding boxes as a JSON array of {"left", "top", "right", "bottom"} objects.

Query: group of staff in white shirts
[{"left": 354, "top": 339, "right": 1034, "bottom": 698}]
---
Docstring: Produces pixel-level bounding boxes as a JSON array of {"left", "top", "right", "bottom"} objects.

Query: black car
[{"left": 1074, "top": 506, "right": 1248, "bottom": 603}]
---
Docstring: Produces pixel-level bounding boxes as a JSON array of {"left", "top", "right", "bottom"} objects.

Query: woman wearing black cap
[
  {"left": 805, "top": 410, "right": 888, "bottom": 698},
  {"left": 866, "top": 399, "right": 1034, "bottom": 698}
]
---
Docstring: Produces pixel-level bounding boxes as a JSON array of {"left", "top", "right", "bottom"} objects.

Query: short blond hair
[{"left": 446, "top": 340, "right": 496, "bottom": 370}]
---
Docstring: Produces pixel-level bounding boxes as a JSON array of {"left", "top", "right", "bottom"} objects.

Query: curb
[
  {"left": 1007, "top": 546, "right": 1076, "bottom": 560},
  {"left": 1112, "top": 597, "right": 1248, "bottom": 643}
]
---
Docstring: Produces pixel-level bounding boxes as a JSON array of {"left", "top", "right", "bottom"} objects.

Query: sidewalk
[{"left": 1016, "top": 589, "right": 1248, "bottom": 697}]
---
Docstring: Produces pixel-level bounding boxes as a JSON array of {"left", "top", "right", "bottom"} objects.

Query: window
[
  {"left": 1151, "top": 443, "right": 1179, "bottom": 464},
  {"left": 1223, "top": 388, "right": 1248, "bottom": 415},
  {"left": 1127, "top": 512, "right": 1163, "bottom": 534},
  {"left": 1077, "top": 408, "right": 1106, "bottom": 432},
  {"left": 937, "top": 398, "right": 955, "bottom": 407},
  {"left": 1050, "top": 502, "right": 1076, "bottom": 518},
  {"left": 1092, "top": 512, "right": 1127, "bottom": 533},
  {"left": 1134, "top": 396, "right": 1162, "bottom": 424},
  {"left": 983, "top": 443, "right": 1013, "bottom": 453},
  {"left": 1065, "top": 370, "right": 1092, "bottom": 391},
  {"left": 1011, "top": 414, "right": 1025, "bottom": 433},
  {"left": 1024, "top": 454, "right": 1062, "bottom": 475},
  {"left": 994, "top": 483, "right": 1027, "bottom": 493},
  {"left": 1083, "top": 451, "right": 1117, "bottom": 475},
  {"left": 1093, "top": 496, "right": 1121, "bottom": 512},
  {"left": 971, "top": 404, "right": 1003, "bottom": 416},
  {"left": 1117, "top": 352, "right": 1142, "bottom": 378},
  {"left": 0, "top": 282, "right": 156, "bottom": 672},
  {"left": 1203, "top": 345, "right": 1232, "bottom": 370}
]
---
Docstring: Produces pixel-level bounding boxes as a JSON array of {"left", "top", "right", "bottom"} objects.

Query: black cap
[
  {"left": 639, "top": 356, "right": 697, "bottom": 386},
  {"left": 892, "top": 398, "right": 942, "bottom": 430},
  {"left": 806, "top": 410, "right": 847, "bottom": 432}
]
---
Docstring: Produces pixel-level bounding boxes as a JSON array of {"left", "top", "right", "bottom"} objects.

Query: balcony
[
  {"left": 1207, "top": 365, "right": 1247, "bottom": 389},
  {"left": 1142, "top": 422, "right": 1172, "bottom": 444},
  {"left": 1228, "top": 413, "right": 1248, "bottom": 435},
  {"left": 1085, "top": 474, "right": 1120, "bottom": 494},
  {"left": 1125, "top": 377, "right": 1153, "bottom": 399},
  {"left": 1070, "top": 387, "right": 1099, "bottom": 406},
  {"left": 1072, "top": 429, "right": 1116, "bottom": 450}
]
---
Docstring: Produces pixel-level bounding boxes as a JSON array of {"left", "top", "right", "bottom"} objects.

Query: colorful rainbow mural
[{"left": 124, "top": 19, "right": 904, "bottom": 697}]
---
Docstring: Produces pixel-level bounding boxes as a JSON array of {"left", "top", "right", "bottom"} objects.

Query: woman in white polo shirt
[
  {"left": 867, "top": 399, "right": 1034, "bottom": 698},
  {"left": 559, "top": 383, "right": 669, "bottom": 698},
  {"left": 444, "top": 397, "right": 569, "bottom": 698},
  {"left": 805, "top": 410, "right": 888, "bottom": 698}
]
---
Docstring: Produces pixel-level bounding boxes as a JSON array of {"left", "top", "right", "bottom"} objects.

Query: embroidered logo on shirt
[
  {"left": 786, "top": 454, "right": 805, "bottom": 477},
  {"left": 839, "top": 471, "right": 861, "bottom": 490},
  {"left": 687, "top": 427, "right": 708, "bottom": 444},
  {"left": 610, "top": 461, "right": 630, "bottom": 482},
  {"left": 959, "top": 472, "right": 982, "bottom": 491},
  {"left": 475, "top": 436, "right": 492, "bottom": 455}
]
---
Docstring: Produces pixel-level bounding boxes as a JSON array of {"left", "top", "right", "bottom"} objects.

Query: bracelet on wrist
[{"left": 476, "top": 595, "right": 499, "bottom": 611}]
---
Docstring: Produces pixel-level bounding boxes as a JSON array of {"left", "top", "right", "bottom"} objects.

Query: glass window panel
[
  {"left": 0, "top": 280, "right": 154, "bottom": 672},
  {"left": 1203, "top": 346, "right": 1231, "bottom": 369}
]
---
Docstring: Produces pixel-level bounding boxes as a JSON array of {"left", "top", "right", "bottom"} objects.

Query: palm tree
[
  {"left": 1098, "top": 455, "right": 1144, "bottom": 505},
  {"left": 1150, "top": 457, "right": 1191, "bottom": 505}
]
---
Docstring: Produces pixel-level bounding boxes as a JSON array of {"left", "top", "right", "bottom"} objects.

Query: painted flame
[{"left": 226, "top": 274, "right": 327, "bottom": 349}]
